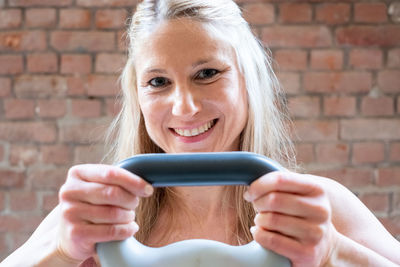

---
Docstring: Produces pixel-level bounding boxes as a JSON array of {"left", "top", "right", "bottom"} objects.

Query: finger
[
  {"left": 69, "top": 164, "right": 153, "bottom": 198},
  {"left": 68, "top": 221, "right": 139, "bottom": 245},
  {"left": 62, "top": 202, "right": 136, "bottom": 224},
  {"left": 61, "top": 181, "right": 139, "bottom": 211},
  {"left": 252, "top": 192, "right": 330, "bottom": 222},
  {"left": 251, "top": 226, "right": 305, "bottom": 264},
  {"left": 254, "top": 212, "right": 325, "bottom": 245},
  {"left": 245, "top": 171, "right": 323, "bottom": 202}
]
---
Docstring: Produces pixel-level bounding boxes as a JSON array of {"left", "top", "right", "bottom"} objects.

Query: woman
[{"left": 3, "top": 0, "right": 400, "bottom": 266}]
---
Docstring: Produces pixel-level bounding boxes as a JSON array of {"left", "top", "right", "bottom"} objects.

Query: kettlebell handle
[{"left": 97, "top": 152, "right": 291, "bottom": 267}]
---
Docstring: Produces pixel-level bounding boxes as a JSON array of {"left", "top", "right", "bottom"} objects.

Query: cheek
[{"left": 138, "top": 94, "right": 158, "bottom": 130}]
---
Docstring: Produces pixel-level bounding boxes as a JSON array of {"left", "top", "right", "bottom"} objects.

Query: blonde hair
[{"left": 105, "top": 0, "right": 295, "bottom": 245}]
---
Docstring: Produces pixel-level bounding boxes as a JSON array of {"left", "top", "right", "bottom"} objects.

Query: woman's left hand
[{"left": 245, "top": 171, "right": 338, "bottom": 267}]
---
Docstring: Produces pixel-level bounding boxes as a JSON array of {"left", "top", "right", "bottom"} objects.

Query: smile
[{"left": 173, "top": 119, "right": 217, "bottom": 137}]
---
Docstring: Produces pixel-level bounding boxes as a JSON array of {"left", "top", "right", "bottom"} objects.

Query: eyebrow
[{"left": 143, "top": 58, "right": 218, "bottom": 74}]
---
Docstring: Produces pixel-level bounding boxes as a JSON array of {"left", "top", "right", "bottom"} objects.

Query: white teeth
[
  {"left": 191, "top": 128, "right": 199, "bottom": 136},
  {"left": 174, "top": 120, "right": 215, "bottom": 137}
]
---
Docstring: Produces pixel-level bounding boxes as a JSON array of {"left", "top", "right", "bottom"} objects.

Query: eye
[
  {"left": 195, "top": 69, "right": 220, "bottom": 80},
  {"left": 148, "top": 77, "right": 170, "bottom": 87}
]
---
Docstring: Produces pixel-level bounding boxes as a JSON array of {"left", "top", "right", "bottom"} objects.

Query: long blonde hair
[{"left": 105, "top": 0, "right": 295, "bottom": 245}]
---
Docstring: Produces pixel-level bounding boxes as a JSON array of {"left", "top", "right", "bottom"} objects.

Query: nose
[{"left": 171, "top": 84, "right": 201, "bottom": 118}]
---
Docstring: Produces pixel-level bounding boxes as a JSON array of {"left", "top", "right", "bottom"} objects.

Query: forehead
[{"left": 134, "top": 18, "right": 236, "bottom": 70}]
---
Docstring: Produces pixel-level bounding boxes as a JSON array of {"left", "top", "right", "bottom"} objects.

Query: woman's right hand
[{"left": 57, "top": 164, "right": 153, "bottom": 263}]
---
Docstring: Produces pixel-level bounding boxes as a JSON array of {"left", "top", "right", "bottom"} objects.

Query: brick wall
[{"left": 0, "top": 0, "right": 399, "bottom": 261}]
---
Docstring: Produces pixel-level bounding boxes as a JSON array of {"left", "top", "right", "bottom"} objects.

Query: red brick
[
  {"left": 117, "top": 30, "right": 127, "bottom": 51},
  {"left": 349, "top": 49, "right": 383, "bottom": 70},
  {"left": 61, "top": 54, "right": 92, "bottom": 74},
  {"left": 390, "top": 142, "right": 400, "bottom": 162},
  {"left": 313, "top": 168, "right": 373, "bottom": 188},
  {"left": 0, "top": 122, "right": 57, "bottom": 143},
  {"left": 95, "top": 53, "right": 126, "bottom": 74},
  {"left": 323, "top": 96, "right": 356, "bottom": 117},
  {"left": 316, "top": 143, "right": 349, "bottom": 164},
  {"left": 242, "top": 3, "right": 274, "bottom": 25},
  {"left": 105, "top": 98, "right": 122, "bottom": 116},
  {"left": 262, "top": 26, "right": 332, "bottom": 48},
  {"left": 87, "top": 75, "right": 119, "bottom": 97},
  {"left": 294, "top": 143, "right": 314, "bottom": 164},
  {"left": 10, "top": 191, "right": 38, "bottom": 212},
  {"left": 15, "top": 75, "right": 68, "bottom": 98},
  {"left": 0, "top": 31, "right": 46, "bottom": 51},
  {"left": 59, "top": 9, "right": 91, "bottom": 29},
  {"left": 27, "top": 53, "right": 58, "bottom": 73},
  {"left": 9, "top": 145, "right": 39, "bottom": 166},
  {"left": 352, "top": 142, "right": 385, "bottom": 164},
  {"left": 95, "top": 9, "right": 128, "bottom": 29},
  {"left": 354, "top": 3, "right": 388, "bottom": 23},
  {"left": 388, "top": 49, "right": 400, "bottom": 68},
  {"left": 377, "top": 167, "right": 400, "bottom": 186},
  {"left": 9, "top": 0, "right": 72, "bottom": 6},
  {"left": 279, "top": 3, "right": 311, "bottom": 23},
  {"left": 0, "top": 214, "right": 43, "bottom": 237},
  {"left": 0, "top": 9, "right": 22, "bottom": 29},
  {"left": 378, "top": 70, "right": 400, "bottom": 93},
  {"left": 28, "top": 166, "right": 69, "bottom": 190},
  {"left": 36, "top": 99, "right": 67, "bottom": 118},
  {"left": 25, "top": 8, "right": 56, "bottom": 28},
  {"left": 0, "top": 78, "right": 11, "bottom": 98},
  {"left": 50, "top": 31, "right": 115, "bottom": 52},
  {"left": 0, "top": 192, "right": 4, "bottom": 211},
  {"left": 0, "top": 234, "right": 9, "bottom": 259},
  {"left": 310, "top": 50, "right": 343, "bottom": 70},
  {"left": 0, "top": 55, "right": 23, "bottom": 74},
  {"left": 66, "top": 76, "right": 87, "bottom": 96},
  {"left": 71, "top": 99, "right": 102, "bottom": 118},
  {"left": 341, "top": 119, "right": 400, "bottom": 140},
  {"left": 60, "top": 120, "right": 108, "bottom": 144},
  {"left": 389, "top": 2, "right": 400, "bottom": 23},
  {"left": 360, "top": 193, "right": 389, "bottom": 214},
  {"left": 398, "top": 96, "right": 400, "bottom": 114},
  {"left": 293, "top": 120, "right": 338, "bottom": 142},
  {"left": 77, "top": 0, "right": 136, "bottom": 7},
  {"left": 274, "top": 49, "right": 307, "bottom": 71},
  {"left": 336, "top": 26, "right": 400, "bottom": 47},
  {"left": 0, "top": 169, "right": 25, "bottom": 188},
  {"left": 394, "top": 193, "right": 400, "bottom": 216},
  {"left": 379, "top": 216, "right": 400, "bottom": 238},
  {"left": 304, "top": 72, "right": 371, "bottom": 93},
  {"left": 288, "top": 96, "right": 320, "bottom": 118},
  {"left": 41, "top": 144, "right": 72, "bottom": 165},
  {"left": 361, "top": 96, "right": 394, "bottom": 116},
  {"left": 316, "top": 3, "right": 350, "bottom": 25},
  {"left": 276, "top": 72, "right": 300, "bottom": 95},
  {"left": 4, "top": 99, "right": 35, "bottom": 119},
  {"left": 0, "top": 144, "right": 4, "bottom": 162},
  {"left": 73, "top": 145, "right": 104, "bottom": 164},
  {"left": 42, "top": 192, "right": 58, "bottom": 212}
]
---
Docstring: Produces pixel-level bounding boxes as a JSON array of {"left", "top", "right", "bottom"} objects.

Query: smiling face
[{"left": 134, "top": 18, "right": 248, "bottom": 153}]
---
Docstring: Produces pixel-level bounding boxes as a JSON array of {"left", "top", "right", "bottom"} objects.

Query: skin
[
  {"left": 135, "top": 19, "right": 248, "bottom": 154},
  {"left": 2, "top": 18, "right": 400, "bottom": 267}
]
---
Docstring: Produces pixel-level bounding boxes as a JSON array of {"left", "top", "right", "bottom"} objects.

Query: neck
[
  {"left": 146, "top": 186, "right": 238, "bottom": 246},
  {"left": 173, "top": 185, "right": 230, "bottom": 222}
]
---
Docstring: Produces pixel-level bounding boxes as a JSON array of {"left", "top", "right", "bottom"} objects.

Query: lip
[{"left": 169, "top": 119, "right": 218, "bottom": 143}]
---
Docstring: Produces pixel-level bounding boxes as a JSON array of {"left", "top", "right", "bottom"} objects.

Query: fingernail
[
  {"left": 144, "top": 185, "right": 153, "bottom": 196},
  {"left": 250, "top": 226, "right": 256, "bottom": 234},
  {"left": 243, "top": 191, "right": 252, "bottom": 202},
  {"left": 133, "top": 222, "right": 139, "bottom": 232}
]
